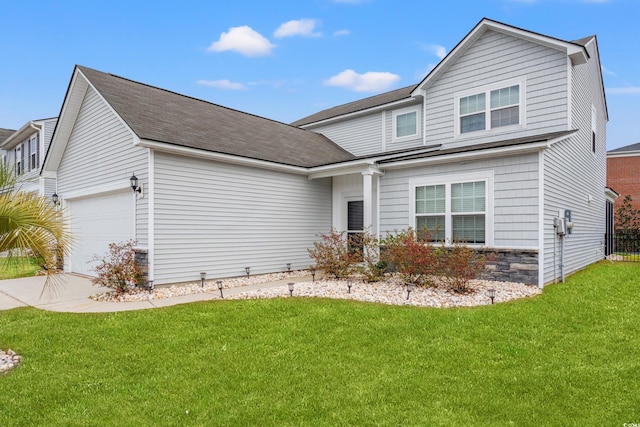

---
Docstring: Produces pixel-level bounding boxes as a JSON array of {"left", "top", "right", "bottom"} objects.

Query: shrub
[
  {"left": 383, "top": 228, "right": 437, "bottom": 286},
  {"left": 308, "top": 229, "right": 358, "bottom": 278},
  {"left": 91, "top": 240, "right": 142, "bottom": 293},
  {"left": 437, "top": 240, "right": 495, "bottom": 293}
]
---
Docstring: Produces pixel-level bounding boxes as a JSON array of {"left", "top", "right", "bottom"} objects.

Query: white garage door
[{"left": 67, "top": 191, "right": 134, "bottom": 277}]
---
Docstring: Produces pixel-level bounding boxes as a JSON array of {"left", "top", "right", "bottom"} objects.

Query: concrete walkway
[{"left": 0, "top": 274, "right": 313, "bottom": 313}]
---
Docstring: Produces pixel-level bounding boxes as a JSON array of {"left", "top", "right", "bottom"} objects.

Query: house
[
  {"left": 43, "top": 18, "right": 609, "bottom": 287},
  {"left": 1, "top": 118, "right": 57, "bottom": 196},
  {"left": 607, "top": 142, "right": 640, "bottom": 212}
]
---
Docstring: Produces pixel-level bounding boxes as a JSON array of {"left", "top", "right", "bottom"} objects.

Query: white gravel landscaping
[{"left": 89, "top": 270, "right": 542, "bottom": 307}]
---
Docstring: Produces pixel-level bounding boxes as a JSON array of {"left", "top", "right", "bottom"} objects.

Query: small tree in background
[
  {"left": 615, "top": 195, "right": 640, "bottom": 253},
  {"left": 91, "top": 240, "right": 142, "bottom": 293}
]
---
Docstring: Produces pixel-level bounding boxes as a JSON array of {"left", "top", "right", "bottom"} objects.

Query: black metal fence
[{"left": 605, "top": 233, "right": 640, "bottom": 262}]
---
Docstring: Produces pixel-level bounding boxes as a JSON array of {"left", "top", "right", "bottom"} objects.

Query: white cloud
[
  {"left": 197, "top": 79, "right": 248, "bottom": 90},
  {"left": 606, "top": 87, "right": 640, "bottom": 95},
  {"left": 208, "top": 26, "right": 275, "bottom": 57},
  {"left": 274, "top": 19, "right": 321, "bottom": 38},
  {"left": 601, "top": 66, "right": 617, "bottom": 77},
  {"left": 324, "top": 69, "right": 401, "bottom": 92},
  {"left": 422, "top": 44, "right": 447, "bottom": 60},
  {"left": 334, "top": 29, "right": 351, "bottom": 37}
]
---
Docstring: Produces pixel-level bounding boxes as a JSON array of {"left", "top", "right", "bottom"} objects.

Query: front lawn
[
  {"left": 0, "top": 261, "right": 638, "bottom": 426},
  {"left": 0, "top": 256, "right": 43, "bottom": 280}
]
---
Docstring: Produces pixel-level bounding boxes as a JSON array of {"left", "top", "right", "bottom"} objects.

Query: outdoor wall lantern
[
  {"left": 200, "top": 272, "right": 206, "bottom": 288},
  {"left": 130, "top": 173, "right": 142, "bottom": 195},
  {"left": 288, "top": 282, "right": 295, "bottom": 297},
  {"left": 347, "top": 278, "right": 353, "bottom": 294},
  {"left": 488, "top": 288, "right": 496, "bottom": 304},
  {"left": 51, "top": 193, "right": 60, "bottom": 206},
  {"left": 406, "top": 283, "right": 415, "bottom": 300},
  {"left": 286, "top": 263, "right": 292, "bottom": 272},
  {"left": 245, "top": 267, "right": 251, "bottom": 278},
  {"left": 310, "top": 266, "right": 316, "bottom": 282},
  {"left": 217, "top": 281, "right": 224, "bottom": 298}
]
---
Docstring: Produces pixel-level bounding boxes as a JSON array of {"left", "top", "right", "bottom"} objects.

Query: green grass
[
  {"left": 1, "top": 261, "right": 639, "bottom": 426},
  {"left": 0, "top": 256, "right": 43, "bottom": 279}
]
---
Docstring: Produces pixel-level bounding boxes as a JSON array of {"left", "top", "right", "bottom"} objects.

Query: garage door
[{"left": 67, "top": 191, "right": 134, "bottom": 277}]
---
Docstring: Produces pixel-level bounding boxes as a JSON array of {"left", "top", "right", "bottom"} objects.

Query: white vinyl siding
[
  {"left": 543, "top": 39, "right": 607, "bottom": 284},
  {"left": 56, "top": 86, "right": 148, "bottom": 247},
  {"left": 380, "top": 152, "right": 540, "bottom": 249},
  {"left": 308, "top": 102, "right": 423, "bottom": 156},
  {"left": 425, "top": 29, "right": 569, "bottom": 148},
  {"left": 309, "top": 113, "right": 382, "bottom": 156},
  {"left": 153, "top": 152, "right": 332, "bottom": 285}
]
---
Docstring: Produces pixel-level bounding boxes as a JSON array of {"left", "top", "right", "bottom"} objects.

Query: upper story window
[
  {"left": 15, "top": 145, "right": 22, "bottom": 175},
  {"left": 455, "top": 78, "right": 525, "bottom": 136},
  {"left": 29, "top": 135, "right": 38, "bottom": 170},
  {"left": 591, "top": 105, "right": 597, "bottom": 154},
  {"left": 393, "top": 106, "right": 421, "bottom": 142}
]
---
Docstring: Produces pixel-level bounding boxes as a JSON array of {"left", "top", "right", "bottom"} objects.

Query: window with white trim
[
  {"left": 30, "top": 135, "right": 38, "bottom": 170},
  {"left": 393, "top": 107, "right": 420, "bottom": 141},
  {"left": 456, "top": 78, "right": 524, "bottom": 136},
  {"left": 591, "top": 105, "right": 597, "bottom": 154},
  {"left": 15, "top": 145, "right": 22, "bottom": 175},
  {"left": 412, "top": 173, "right": 492, "bottom": 245}
]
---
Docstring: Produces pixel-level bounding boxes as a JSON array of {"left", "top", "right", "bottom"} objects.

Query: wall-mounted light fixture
[
  {"left": 130, "top": 173, "right": 143, "bottom": 197},
  {"left": 51, "top": 193, "right": 60, "bottom": 206}
]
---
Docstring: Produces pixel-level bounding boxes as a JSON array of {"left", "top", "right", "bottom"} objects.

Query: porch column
[{"left": 362, "top": 170, "right": 373, "bottom": 233}]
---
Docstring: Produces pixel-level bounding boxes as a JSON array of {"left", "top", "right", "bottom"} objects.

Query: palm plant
[{"left": 0, "top": 163, "right": 70, "bottom": 281}]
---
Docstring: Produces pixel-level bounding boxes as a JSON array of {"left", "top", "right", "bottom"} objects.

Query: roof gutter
[
  {"left": 136, "top": 139, "right": 310, "bottom": 175},
  {"left": 0, "top": 121, "right": 41, "bottom": 150}
]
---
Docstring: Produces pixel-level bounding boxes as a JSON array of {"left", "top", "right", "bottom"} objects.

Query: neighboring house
[
  {"left": 43, "top": 18, "right": 609, "bottom": 287},
  {"left": 607, "top": 142, "right": 640, "bottom": 213},
  {"left": 0, "top": 128, "right": 16, "bottom": 171},
  {"left": 0, "top": 118, "right": 57, "bottom": 196}
]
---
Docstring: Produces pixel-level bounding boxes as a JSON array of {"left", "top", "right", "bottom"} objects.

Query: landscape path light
[
  {"left": 288, "top": 282, "right": 295, "bottom": 297},
  {"left": 310, "top": 266, "right": 316, "bottom": 282},
  {"left": 200, "top": 272, "right": 206, "bottom": 288},
  {"left": 347, "top": 278, "right": 353, "bottom": 294},
  {"left": 488, "top": 288, "right": 496, "bottom": 304},
  {"left": 147, "top": 280, "right": 154, "bottom": 291},
  {"left": 217, "top": 281, "right": 224, "bottom": 298},
  {"left": 245, "top": 267, "right": 250, "bottom": 278},
  {"left": 406, "top": 283, "right": 415, "bottom": 300},
  {"left": 286, "top": 263, "right": 292, "bottom": 272}
]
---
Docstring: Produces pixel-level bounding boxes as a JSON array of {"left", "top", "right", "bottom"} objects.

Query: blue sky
[{"left": 1, "top": 0, "right": 638, "bottom": 150}]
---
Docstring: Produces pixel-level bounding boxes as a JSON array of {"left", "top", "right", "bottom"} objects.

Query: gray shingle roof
[
  {"left": 0, "top": 128, "right": 16, "bottom": 145},
  {"left": 291, "top": 84, "right": 419, "bottom": 127},
  {"left": 77, "top": 66, "right": 356, "bottom": 168},
  {"left": 378, "top": 130, "right": 577, "bottom": 164},
  {"left": 608, "top": 142, "right": 640, "bottom": 153}
]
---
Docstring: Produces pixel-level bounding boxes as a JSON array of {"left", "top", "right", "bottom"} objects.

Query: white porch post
[{"left": 362, "top": 170, "right": 373, "bottom": 233}]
